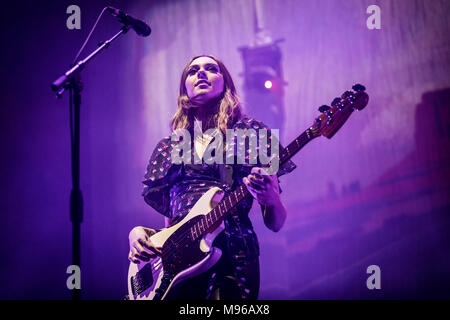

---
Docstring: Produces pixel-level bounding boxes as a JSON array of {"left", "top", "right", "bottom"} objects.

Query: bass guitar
[{"left": 127, "top": 84, "right": 369, "bottom": 300}]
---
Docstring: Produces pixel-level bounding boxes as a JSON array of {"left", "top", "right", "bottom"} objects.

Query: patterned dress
[{"left": 142, "top": 117, "right": 296, "bottom": 299}]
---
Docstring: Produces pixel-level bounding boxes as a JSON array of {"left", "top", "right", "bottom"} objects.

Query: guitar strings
[
  {"left": 137, "top": 93, "right": 362, "bottom": 284},
  {"left": 158, "top": 183, "right": 255, "bottom": 265},
  {"left": 157, "top": 132, "right": 312, "bottom": 262},
  {"left": 158, "top": 187, "right": 249, "bottom": 262},
  {"left": 136, "top": 130, "right": 313, "bottom": 283},
  {"left": 135, "top": 95, "right": 362, "bottom": 293}
]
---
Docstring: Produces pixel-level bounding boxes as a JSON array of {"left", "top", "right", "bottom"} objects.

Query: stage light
[
  {"left": 264, "top": 80, "right": 273, "bottom": 89},
  {"left": 239, "top": 41, "right": 286, "bottom": 136}
]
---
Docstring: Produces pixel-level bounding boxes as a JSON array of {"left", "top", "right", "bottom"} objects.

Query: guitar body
[{"left": 127, "top": 187, "right": 225, "bottom": 300}]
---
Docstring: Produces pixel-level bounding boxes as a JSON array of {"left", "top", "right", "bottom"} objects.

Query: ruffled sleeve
[{"left": 142, "top": 137, "right": 180, "bottom": 217}]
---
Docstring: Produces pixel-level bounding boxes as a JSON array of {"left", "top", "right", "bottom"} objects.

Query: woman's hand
[
  {"left": 243, "top": 167, "right": 281, "bottom": 207},
  {"left": 128, "top": 226, "right": 162, "bottom": 264},
  {"left": 243, "top": 167, "right": 287, "bottom": 232}
]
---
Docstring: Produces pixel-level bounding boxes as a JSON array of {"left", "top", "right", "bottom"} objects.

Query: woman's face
[{"left": 185, "top": 56, "right": 224, "bottom": 105}]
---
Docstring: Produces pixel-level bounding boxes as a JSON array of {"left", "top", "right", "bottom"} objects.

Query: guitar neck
[
  {"left": 189, "top": 87, "right": 369, "bottom": 239},
  {"left": 189, "top": 128, "right": 318, "bottom": 240},
  {"left": 279, "top": 128, "right": 318, "bottom": 166}
]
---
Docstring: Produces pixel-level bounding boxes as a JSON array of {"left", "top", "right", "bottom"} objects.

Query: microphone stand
[{"left": 51, "top": 25, "right": 130, "bottom": 300}]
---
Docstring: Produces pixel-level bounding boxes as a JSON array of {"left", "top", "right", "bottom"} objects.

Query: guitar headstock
[{"left": 310, "top": 84, "right": 369, "bottom": 139}]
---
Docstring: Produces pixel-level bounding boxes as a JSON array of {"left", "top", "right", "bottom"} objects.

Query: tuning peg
[
  {"left": 318, "top": 105, "right": 331, "bottom": 112},
  {"left": 341, "top": 91, "right": 353, "bottom": 99},
  {"left": 352, "top": 84, "right": 366, "bottom": 92},
  {"left": 331, "top": 97, "right": 341, "bottom": 107}
]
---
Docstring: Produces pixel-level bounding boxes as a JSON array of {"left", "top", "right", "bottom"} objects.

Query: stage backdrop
[{"left": 0, "top": 0, "right": 449, "bottom": 299}]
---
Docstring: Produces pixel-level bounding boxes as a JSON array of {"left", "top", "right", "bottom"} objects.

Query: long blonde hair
[{"left": 171, "top": 55, "right": 243, "bottom": 134}]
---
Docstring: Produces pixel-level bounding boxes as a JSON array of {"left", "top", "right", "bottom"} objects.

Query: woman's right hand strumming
[{"left": 128, "top": 226, "right": 162, "bottom": 264}]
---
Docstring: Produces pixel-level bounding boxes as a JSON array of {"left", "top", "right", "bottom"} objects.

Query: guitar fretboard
[{"left": 280, "top": 128, "right": 317, "bottom": 164}]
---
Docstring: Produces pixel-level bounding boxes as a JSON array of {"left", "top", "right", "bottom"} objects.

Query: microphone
[{"left": 106, "top": 7, "right": 151, "bottom": 37}]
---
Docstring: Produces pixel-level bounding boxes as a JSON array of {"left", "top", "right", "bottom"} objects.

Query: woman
[{"left": 128, "top": 55, "right": 295, "bottom": 299}]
